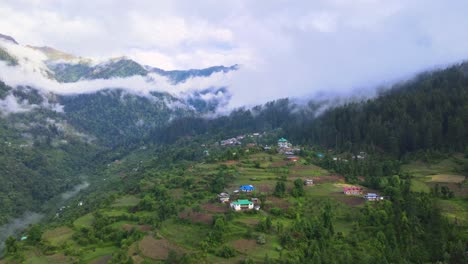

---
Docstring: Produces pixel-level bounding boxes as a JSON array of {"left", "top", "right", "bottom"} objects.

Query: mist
[
  {"left": 0, "top": 212, "right": 43, "bottom": 255},
  {"left": 61, "top": 181, "right": 89, "bottom": 200}
]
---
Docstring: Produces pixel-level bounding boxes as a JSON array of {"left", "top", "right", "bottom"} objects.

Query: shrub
[{"left": 216, "top": 245, "right": 237, "bottom": 258}]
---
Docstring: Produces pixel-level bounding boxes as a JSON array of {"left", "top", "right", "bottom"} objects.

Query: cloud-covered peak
[{"left": 0, "top": 33, "right": 17, "bottom": 44}]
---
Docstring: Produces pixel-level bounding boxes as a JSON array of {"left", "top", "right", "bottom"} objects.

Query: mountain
[
  {"left": 27, "top": 46, "right": 79, "bottom": 61},
  {"left": 48, "top": 59, "right": 237, "bottom": 83},
  {"left": 150, "top": 64, "right": 239, "bottom": 84},
  {"left": 0, "top": 35, "right": 237, "bottom": 227},
  {"left": 0, "top": 33, "right": 18, "bottom": 44},
  {"left": 0, "top": 35, "right": 237, "bottom": 84}
]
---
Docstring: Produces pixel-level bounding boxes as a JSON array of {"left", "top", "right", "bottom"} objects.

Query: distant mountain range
[{"left": 0, "top": 33, "right": 237, "bottom": 146}]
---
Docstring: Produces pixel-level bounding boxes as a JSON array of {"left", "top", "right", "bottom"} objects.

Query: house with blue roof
[
  {"left": 364, "top": 193, "right": 383, "bottom": 201},
  {"left": 239, "top": 185, "right": 255, "bottom": 192}
]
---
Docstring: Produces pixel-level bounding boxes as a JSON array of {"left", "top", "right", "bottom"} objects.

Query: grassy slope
[
  {"left": 15, "top": 151, "right": 466, "bottom": 263},
  {"left": 402, "top": 155, "right": 468, "bottom": 224}
]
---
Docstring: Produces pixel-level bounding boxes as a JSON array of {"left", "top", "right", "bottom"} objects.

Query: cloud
[{"left": 1, "top": 0, "right": 468, "bottom": 109}]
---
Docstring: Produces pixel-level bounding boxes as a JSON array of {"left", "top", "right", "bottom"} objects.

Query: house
[
  {"left": 263, "top": 145, "right": 271, "bottom": 151},
  {"left": 287, "top": 156, "right": 299, "bottom": 162},
  {"left": 251, "top": 197, "right": 259, "bottom": 203},
  {"left": 254, "top": 205, "right": 261, "bottom": 210},
  {"left": 343, "top": 186, "right": 363, "bottom": 195},
  {"left": 292, "top": 148, "right": 301, "bottom": 153},
  {"left": 221, "top": 138, "right": 241, "bottom": 146},
  {"left": 239, "top": 185, "right": 255, "bottom": 192},
  {"left": 278, "top": 138, "right": 289, "bottom": 148},
  {"left": 218, "top": 193, "right": 230, "bottom": 203},
  {"left": 364, "top": 193, "right": 383, "bottom": 201},
  {"left": 230, "top": 199, "right": 254, "bottom": 211},
  {"left": 304, "top": 179, "right": 314, "bottom": 185}
]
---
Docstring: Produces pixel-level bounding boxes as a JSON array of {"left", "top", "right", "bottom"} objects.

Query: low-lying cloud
[{"left": 2, "top": 0, "right": 468, "bottom": 111}]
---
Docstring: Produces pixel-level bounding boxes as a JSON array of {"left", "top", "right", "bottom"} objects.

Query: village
[{"left": 213, "top": 137, "right": 383, "bottom": 212}]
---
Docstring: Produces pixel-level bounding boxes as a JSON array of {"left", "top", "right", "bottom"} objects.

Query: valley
[{"left": 0, "top": 31, "right": 466, "bottom": 263}]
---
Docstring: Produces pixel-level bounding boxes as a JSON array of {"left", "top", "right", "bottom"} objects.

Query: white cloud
[{"left": 0, "top": 0, "right": 468, "bottom": 110}]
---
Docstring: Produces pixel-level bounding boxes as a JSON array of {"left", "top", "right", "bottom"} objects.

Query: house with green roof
[
  {"left": 230, "top": 199, "right": 254, "bottom": 211},
  {"left": 278, "top": 137, "right": 289, "bottom": 148}
]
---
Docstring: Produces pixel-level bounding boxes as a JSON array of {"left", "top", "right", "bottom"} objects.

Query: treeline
[{"left": 153, "top": 63, "right": 468, "bottom": 157}]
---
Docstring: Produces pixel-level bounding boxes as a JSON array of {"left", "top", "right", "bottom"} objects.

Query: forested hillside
[
  {"left": 0, "top": 60, "right": 467, "bottom": 263},
  {"left": 154, "top": 63, "right": 468, "bottom": 157}
]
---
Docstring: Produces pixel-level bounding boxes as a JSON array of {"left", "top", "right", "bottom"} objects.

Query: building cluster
[
  {"left": 343, "top": 186, "right": 384, "bottom": 201},
  {"left": 217, "top": 184, "right": 261, "bottom": 211},
  {"left": 276, "top": 138, "right": 301, "bottom": 162},
  {"left": 220, "top": 137, "right": 242, "bottom": 146},
  {"left": 219, "top": 132, "right": 265, "bottom": 147}
]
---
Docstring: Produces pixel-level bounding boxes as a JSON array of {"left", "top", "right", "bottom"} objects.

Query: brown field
[
  {"left": 257, "top": 183, "right": 274, "bottom": 193},
  {"left": 122, "top": 224, "right": 152, "bottom": 232},
  {"left": 202, "top": 203, "right": 229, "bottom": 213},
  {"left": 265, "top": 196, "right": 290, "bottom": 209},
  {"left": 222, "top": 160, "right": 239, "bottom": 165},
  {"left": 179, "top": 210, "right": 213, "bottom": 224},
  {"left": 139, "top": 235, "right": 182, "bottom": 260},
  {"left": 293, "top": 165, "right": 322, "bottom": 171},
  {"left": 333, "top": 195, "right": 365, "bottom": 207},
  {"left": 270, "top": 161, "right": 289, "bottom": 167},
  {"left": 231, "top": 239, "right": 258, "bottom": 254},
  {"left": 313, "top": 175, "right": 345, "bottom": 183}
]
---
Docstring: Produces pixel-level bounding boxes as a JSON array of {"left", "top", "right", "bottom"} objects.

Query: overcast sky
[{"left": 1, "top": 0, "right": 468, "bottom": 106}]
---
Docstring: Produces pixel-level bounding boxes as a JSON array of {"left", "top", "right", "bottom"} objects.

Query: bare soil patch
[
  {"left": 222, "top": 160, "right": 239, "bottom": 165},
  {"left": 333, "top": 195, "right": 365, "bottom": 207},
  {"left": 313, "top": 175, "right": 345, "bottom": 183},
  {"left": 122, "top": 224, "right": 152, "bottom": 232},
  {"left": 231, "top": 239, "right": 258, "bottom": 254},
  {"left": 293, "top": 165, "right": 322, "bottom": 171},
  {"left": 266, "top": 196, "right": 290, "bottom": 209},
  {"left": 270, "top": 161, "right": 289, "bottom": 167},
  {"left": 139, "top": 235, "right": 182, "bottom": 260},
  {"left": 202, "top": 203, "right": 229, "bottom": 213},
  {"left": 179, "top": 210, "right": 213, "bottom": 224},
  {"left": 257, "top": 183, "right": 274, "bottom": 193}
]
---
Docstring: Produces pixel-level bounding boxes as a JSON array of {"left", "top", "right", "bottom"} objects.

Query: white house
[
  {"left": 230, "top": 200, "right": 254, "bottom": 211},
  {"left": 278, "top": 138, "right": 289, "bottom": 148}
]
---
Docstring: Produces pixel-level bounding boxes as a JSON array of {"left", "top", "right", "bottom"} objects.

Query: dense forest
[{"left": 153, "top": 63, "right": 468, "bottom": 158}]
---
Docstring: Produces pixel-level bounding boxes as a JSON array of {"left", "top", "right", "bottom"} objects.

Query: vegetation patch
[
  {"left": 427, "top": 174, "right": 466, "bottom": 183},
  {"left": 42, "top": 227, "right": 74, "bottom": 246},
  {"left": 82, "top": 246, "right": 118, "bottom": 263},
  {"left": 90, "top": 255, "right": 112, "bottom": 264},
  {"left": 112, "top": 195, "right": 140, "bottom": 207},
  {"left": 73, "top": 213, "right": 94, "bottom": 228},
  {"left": 230, "top": 239, "right": 258, "bottom": 254}
]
